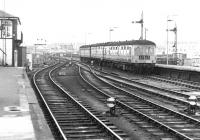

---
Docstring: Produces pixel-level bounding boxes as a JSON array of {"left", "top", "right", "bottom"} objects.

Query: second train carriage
[{"left": 80, "top": 40, "right": 156, "bottom": 72}]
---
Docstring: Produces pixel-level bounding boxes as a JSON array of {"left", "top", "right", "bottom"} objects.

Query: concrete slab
[{"left": 0, "top": 67, "right": 54, "bottom": 140}]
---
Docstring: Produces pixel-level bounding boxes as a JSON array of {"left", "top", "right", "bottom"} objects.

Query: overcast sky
[{"left": 1, "top": 0, "right": 200, "bottom": 56}]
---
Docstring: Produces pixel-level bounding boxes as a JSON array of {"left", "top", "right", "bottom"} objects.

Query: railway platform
[
  {"left": 155, "top": 64, "right": 200, "bottom": 83},
  {"left": 0, "top": 67, "right": 54, "bottom": 140}
]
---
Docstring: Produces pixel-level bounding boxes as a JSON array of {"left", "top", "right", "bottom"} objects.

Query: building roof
[
  {"left": 0, "top": 10, "right": 15, "bottom": 17},
  {"left": 0, "top": 10, "right": 21, "bottom": 24}
]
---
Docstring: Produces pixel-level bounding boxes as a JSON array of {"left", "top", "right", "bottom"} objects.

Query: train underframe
[{"left": 80, "top": 57, "right": 155, "bottom": 74}]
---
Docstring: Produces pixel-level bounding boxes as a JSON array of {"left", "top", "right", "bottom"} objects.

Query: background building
[{"left": 0, "top": 10, "right": 23, "bottom": 66}]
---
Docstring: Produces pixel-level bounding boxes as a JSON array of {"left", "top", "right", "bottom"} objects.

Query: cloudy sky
[{"left": 1, "top": 0, "right": 200, "bottom": 56}]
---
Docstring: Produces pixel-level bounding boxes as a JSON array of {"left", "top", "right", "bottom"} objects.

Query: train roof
[{"left": 80, "top": 40, "right": 156, "bottom": 48}]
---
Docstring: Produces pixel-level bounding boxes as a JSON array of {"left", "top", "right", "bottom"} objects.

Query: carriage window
[
  {"left": 150, "top": 48, "right": 154, "bottom": 54},
  {"left": 146, "top": 48, "right": 149, "bottom": 53}
]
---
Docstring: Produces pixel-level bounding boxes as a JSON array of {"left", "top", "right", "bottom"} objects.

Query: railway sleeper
[
  {"left": 59, "top": 123, "right": 98, "bottom": 127},
  {"left": 61, "top": 126, "right": 100, "bottom": 130},
  {"left": 56, "top": 118, "right": 90, "bottom": 121},
  {"left": 65, "top": 133, "right": 111, "bottom": 139},
  {"left": 64, "top": 129, "right": 104, "bottom": 134}
]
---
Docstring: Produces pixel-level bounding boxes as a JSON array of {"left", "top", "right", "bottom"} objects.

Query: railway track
[
  {"left": 78, "top": 63, "right": 200, "bottom": 140},
  {"left": 89, "top": 67, "right": 200, "bottom": 111},
  {"left": 96, "top": 67, "right": 200, "bottom": 96},
  {"left": 143, "top": 74, "right": 200, "bottom": 91},
  {"left": 93, "top": 69, "right": 190, "bottom": 109},
  {"left": 33, "top": 62, "right": 127, "bottom": 140},
  {"left": 95, "top": 69, "right": 191, "bottom": 96}
]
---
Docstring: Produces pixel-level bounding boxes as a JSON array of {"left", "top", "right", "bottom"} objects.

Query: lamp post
[
  {"left": 109, "top": 27, "right": 118, "bottom": 41},
  {"left": 70, "top": 43, "right": 73, "bottom": 62}
]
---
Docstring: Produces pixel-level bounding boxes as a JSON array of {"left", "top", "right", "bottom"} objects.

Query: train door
[
  {"left": 128, "top": 45, "right": 132, "bottom": 62},
  {"left": 89, "top": 46, "right": 91, "bottom": 58},
  {"left": 131, "top": 45, "right": 135, "bottom": 63}
]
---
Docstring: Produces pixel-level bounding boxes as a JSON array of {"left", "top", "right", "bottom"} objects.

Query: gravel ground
[{"left": 55, "top": 65, "right": 162, "bottom": 140}]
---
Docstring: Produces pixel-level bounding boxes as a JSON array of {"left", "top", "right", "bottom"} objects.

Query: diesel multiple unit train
[{"left": 80, "top": 40, "right": 156, "bottom": 72}]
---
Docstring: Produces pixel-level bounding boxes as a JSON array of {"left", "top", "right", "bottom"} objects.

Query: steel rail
[
  {"left": 49, "top": 63, "right": 124, "bottom": 140},
  {"left": 95, "top": 68, "right": 190, "bottom": 98},
  {"left": 33, "top": 64, "right": 68, "bottom": 140},
  {"left": 34, "top": 62, "right": 124, "bottom": 140},
  {"left": 78, "top": 63, "right": 197, "bottom": 140},
  {"left": 145, "top": 75, "right": 200, "bottom": 90},
  {"left": 96, "top": 72, "right": 189, "bottom": 105}
]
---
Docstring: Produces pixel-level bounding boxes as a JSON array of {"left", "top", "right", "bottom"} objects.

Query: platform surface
[
  {"left": 156, "top": 63, "right": 200, "bottom": 72},
  {"left": 0, "top": 67, "right": 54, "bottom": 140}
]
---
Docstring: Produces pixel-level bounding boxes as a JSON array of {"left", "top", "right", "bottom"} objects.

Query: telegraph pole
[
  {"left": 109, "top": 27, "right": 118, "bottom": 41},
  {"left": 132, "top": 11, "right": 144, "bottom": 40},
  {"left": 141, "top": 12, "right": 144, "bottom": 40},
  {"left": 167, "top": 18, "right": 173, "bottom": 65},
  {"left": 145, "top": 28, "right": 148, "bottom": 40},
  {"left": 168, "top": 24, "right": 177, "bottom": 65},
  {"left": 166, "top": 15, "right": 177, "bottom": 65},
  {"left": 171, "top": 24, "right": 177, "bottom": 64},
  {"left": 34, "top": 39, "right": 47, "bottom": 64}
]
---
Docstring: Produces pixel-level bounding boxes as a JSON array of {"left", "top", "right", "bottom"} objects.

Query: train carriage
[
  {"left": 79, "top": 45, "right": 91, "bottom": 62},
  {"left": 80, "top": 40, "right": 156, "bottom": 73}
]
